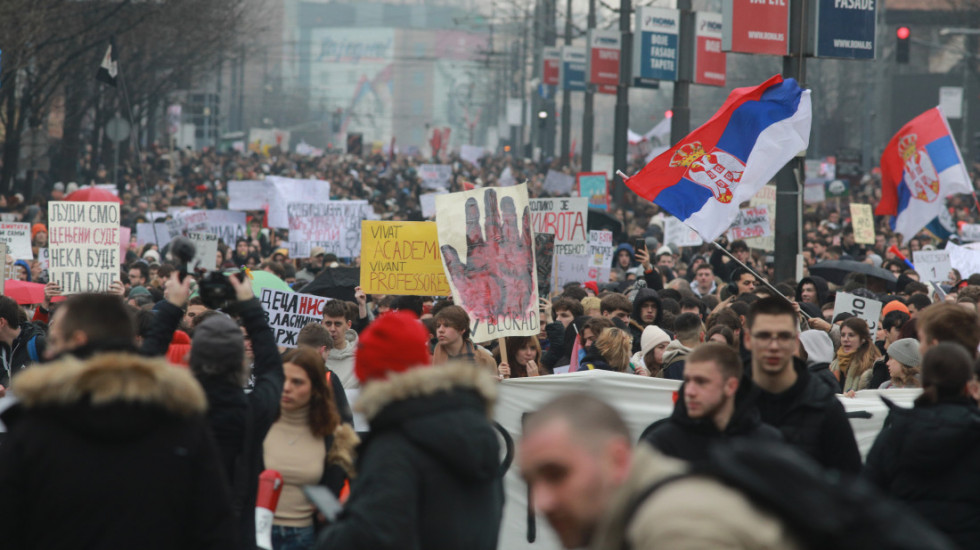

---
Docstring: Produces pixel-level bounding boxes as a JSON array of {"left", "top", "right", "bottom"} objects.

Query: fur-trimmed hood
[
  {"left": 355, "top": 361, "right": 497, "bottom": 421},
  {"left": 327, "top": 423, "right": 360, "bottom": 478}
]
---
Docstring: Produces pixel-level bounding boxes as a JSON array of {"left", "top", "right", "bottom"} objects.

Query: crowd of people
[{"left": 1, "top": 145, "right": 980, "bottom": 549}]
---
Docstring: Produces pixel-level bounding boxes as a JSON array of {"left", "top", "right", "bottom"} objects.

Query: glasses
[{"left": 752, "top": 331, "right": 796, "bottom": 344}]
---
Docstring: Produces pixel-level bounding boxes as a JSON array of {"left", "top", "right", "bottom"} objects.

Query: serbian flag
[
  {"left": 622, "top": 75, "right": 810, "bottom": 242},
  {"left": 876, "top": 107, "right": 972, "bottom": 243}
]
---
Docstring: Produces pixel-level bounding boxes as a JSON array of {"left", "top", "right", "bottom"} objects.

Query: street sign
[
  {"left": 559, "top": 46, "right": 587, "bottom": 92},
  {"left": 633, "top": 6, "right": 680, "bottom": 87},
  {"left": 693, "top": 12, "right": 726, "bottom": 87},
  {"left": 722, "top": 0, "right": 790, "bottom": 56},
  {"left": 587, "top": 29, "right": 621, "bottom": 88},
  {"left": 543, "top": 47, "right": 560, "bottom": 87},
  {"left": 105, "top": 116, "right": 131, "bottom": 143},
  {"left": 809, "top": 0, "right": 876, "bottom": 59}
]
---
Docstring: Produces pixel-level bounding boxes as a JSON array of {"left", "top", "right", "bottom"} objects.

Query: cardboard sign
[
  {"left": 259, "top": 288, "right": 331, "bottom": 348},
  {"left": 529, "top": 198, "right": 589, "bottom": 255},
  {"left": 803, "top": 183, "right": 826, "bottom": 204},
  {"left": 555, "top": 254, "right": 590, "bottom": 287},
  {"left": 588, "top": 230, "right": 614, "bottom": 283},
  {"left": 745, "top": 185, "right": 775, "bottom": 252},
  {"left": 48, "top": 201, "right": 121, "bottom": 293},
  {"left": 0, "top": 222, "right": 33, "bottom": 260},
  {"left": 360, "top": 221, "right": 451, "bottom": 296},
  {"left": 576, "top": 172, "right": 609, "bottom": 210},
  {"left": 664, "top": 216, "right": 704, "bottom": 248},
  {"left": 543, "top": 170, "right": 576, "bottom": 196},
  {"left": 136, "top": 223, "right": 171, "bottom": 248},
  {"left": 226, "top": 180, "right": 269, "bottom": 211},
  {"left": 535, "top": 233, "right": 556, "bottom": 298},
  {"left": 418, "top": 164, "right": 453, "bottom": 191},
  {"left": 287, "top": 201, "right": 370, "bottom": 258},
  {"left": 946, "top": 243, "right": 980, "bottom": 278},
  {"left": 913, "top": 249, "right": 952, "bottom": 283},
  {"left": 264, "top": 176, "right": 331, "bottom": 229},
  {"left": 435, "top": 184, "right": 539, "bottom": 342},
  {"left": 187, "top": 231, "right": 220, "bottom": 271},
  {"left": 727, "top": 205, "right": 772, "bottom": 241},
  {"left": 961, "top": 224, "right": 980, "bottom": 242},
  {"left": 833, "top": 292, "right": 883, "bottom": 335},
  {"left": 850, "top": 203, "right": 876, "bottom": 245}
]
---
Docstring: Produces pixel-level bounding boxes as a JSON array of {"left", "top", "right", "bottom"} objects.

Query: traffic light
[
  {"left": 896, "top": 27, "right": 910, "bottom": 64},
  {"left": 537, "top": 109, "right": 548, "bottom": 128}
]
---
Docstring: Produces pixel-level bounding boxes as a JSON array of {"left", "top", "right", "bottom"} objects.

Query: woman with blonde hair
[
  {"left": 830, "top": 317, "right": 881, "bottom": 393},
  {"left": 580, "top": 327, "right": 633, "bottom": 372}
]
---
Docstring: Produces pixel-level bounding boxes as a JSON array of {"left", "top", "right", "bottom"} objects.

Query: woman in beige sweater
[{"left": 263, "top": 347, "right": 358, "bottom": 550}]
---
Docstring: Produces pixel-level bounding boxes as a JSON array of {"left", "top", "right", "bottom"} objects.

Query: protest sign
[
  {"left": 663, "top": 216, "right": 703, "bottom": 248},
  {"left": 259, "top": 288, "right": 331, "bottom": 348},
  {"left": 360, "top": 221, "right": 450, "bottom": 296},
  {"left": 420, "top": 191, "right": 446, "bottom": 219},
  {"left": 418, "top": 164, "right": 453, "bottom": 191},
  {"left": 0, "top": 213, "right": 18, "bottom": 222},
  {"left": 555, "top": 254, "right": 590, "bottom": 288},
  {"left": 187, "top": 231, "right": 220, "bottom": 270},
  {"left": 436, "top": 184, "right": 539, "bottom": 342},
  {"left": 946, "top": 242, "right": 980, "bottom": 277},
  {"left": 170, "top": 210, "right": 247, "bottom": 246},
  {"left": 960, "top": 224, "right": 980, "bottom": 242},
  {"left": 460, "top": 145, "right": 485, "bottom": 166},
  {"left": 136, "top": 223, "right": 171, "bottom": 248},
  {"left": 543, "top": 170, "right": 575, "bottom": 196},
  {"left": 576, "top": 172, "right": 609, "bottom": 210},
  {"left": 834, "top": 292, "right": 883, "bottom": 335},
  {"left": 850, "top": 203, "right": 875, "bottom": 245},
  {"left": 48, "top": 201, "right": 120, "bottom": 293},
  {"left": 529, "top": 197, "right": 589, "bottom": 255},
  {"left": 745, "top": 185, "right": 775, "bottom": 252},
  {"left": 38, "top": 248, "right": 49, "bottom": 282},
  {"left": 803, "top": 182, "right": 826, "bottom": 204},
  {"left": 588, "top": 230, "right": 614, "bottom": 283},
  {"left": 265, "top": 176, "right": 331, "bottom": 229},
  {"left": 913, "top": 249, "right": 952, "bottom": 283},
  {"left": 0, "top": 222, "right": 33, "bottom": 259},
  {"left": 726, "top": 205, "right": 771, "bottom": 241},
  {"left": 227, "top": 180, "right": 270, "bottom": 211},
  {"left": 119, "top": 226, "right": 131, "bottom": 258},
  {"left": 287, "top": 201, "right": 370, "bottom": 258},
  {"left": 535, "top": 233, "right": 555, "bottom": 298}
]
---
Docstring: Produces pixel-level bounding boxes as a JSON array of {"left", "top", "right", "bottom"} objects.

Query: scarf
[{"left": 835, "top": 346, "right": 855, "bottom": 376}]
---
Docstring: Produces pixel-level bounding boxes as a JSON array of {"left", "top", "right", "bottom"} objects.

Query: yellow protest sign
[
  {"left": 850, "top": 203, "right": 875, "bottom": 245},
  {"left": 360, "top": 221, "right": 451, "bottom": 296}
]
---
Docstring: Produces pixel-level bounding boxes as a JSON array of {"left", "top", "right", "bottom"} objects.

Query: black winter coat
[
  {"left": 629, "top": 288, "right": 663, "bottom": 354},
  {"left": 317, "top": 363, "right": 503, "bottom": 550},
  {"left": 865, "top": 397, "right": 980, "bottom": 550},
  {"left": 0, "top": 353, "right": 236, "bottom": 549},
  {"left": 0, "top": 321, "right": 46, "bottom": 388},
  {"left": 754, "top": 358, "right": 862, "bottom": 473},
  {"left": 641, "top": 376, "right": 783, "bottom": 462}
]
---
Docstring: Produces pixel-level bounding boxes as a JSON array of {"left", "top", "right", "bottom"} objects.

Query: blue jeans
[{"left": 272, "top": 525, "right": 315, "bottom": 550}]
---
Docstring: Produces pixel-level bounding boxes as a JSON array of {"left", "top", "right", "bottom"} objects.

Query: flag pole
[{"left": 709, "top": 240, "right": 811, "bottom": 320}]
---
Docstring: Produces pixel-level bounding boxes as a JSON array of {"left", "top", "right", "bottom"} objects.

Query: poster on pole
[
  {"left": 435, "top": 184, "right": 539, "bottom": 342},
  {"left": 529, "top": 197, "right": 589, "bottom": 255},
  {"left": 187, "top": 231, "right": 220, "bottom": 271},
  {"left": 833, "top": 292, "right": 883, "bottom": 335},
  {"left": 259, "top": 288, "right": 331, "bottom": 348},
  {"left": 542, "top": 46, "right": 561, "bottom": 86},
  {"left": 0, "top": 222, "right": 33, "bottom": 260},
  {"left": 576, "top": 172, "right": 609, "bottom": 210},
  {"left": 586, "top": 29, "right": 621, "bottom": 89},
  {"left": 913, "top": 249, "right": 952, "bottom": 283},
  {"left": 850, "top": 203, "right": 876, "bottom": 245},
  {"left": 360, "top": 221, "right": 451, "bottom": 296},
  {"left": 48, "top": 201, "right": 121, "bottom": 293},
  {"left": 693, "top": 12, "right": 726, "bottom": 87},
  {"left": 287, "top": 201, "right": 371, "bottom": 259},
  {"left": 559, "top": 46, "right": 587, "bottom": 92}
]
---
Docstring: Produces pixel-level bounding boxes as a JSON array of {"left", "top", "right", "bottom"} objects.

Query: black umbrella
[
  {"left": 587, "top": 208, "right": 626, "bottom": 243},
  {"left": 299, "top": 266, "right": 360, "bottom": 302},
  {"left": 809, "top": 260, "right": 897, "bottom": 291}
]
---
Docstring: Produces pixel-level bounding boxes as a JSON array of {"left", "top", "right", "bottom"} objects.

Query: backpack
[{"left": 623, "top": 439, "right": 956, "bottom": 550}]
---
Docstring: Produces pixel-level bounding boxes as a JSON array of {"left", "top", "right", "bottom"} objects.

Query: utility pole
[
  {"left": 612, "top": 0, "right": 631, "bottom": 206},
  {"left": 581, "top": 0, "right": 596, "bottom": 171},
  {"left": 671, "top": 0, "right": 693, "bottom": 145},
  {"left": 560, "top": 0, "right": 572, "bottom": 166}
]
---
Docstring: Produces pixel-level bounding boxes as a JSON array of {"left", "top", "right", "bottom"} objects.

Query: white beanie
[{"left": 640, "top": 325, "right": 671, "bottom": 357}]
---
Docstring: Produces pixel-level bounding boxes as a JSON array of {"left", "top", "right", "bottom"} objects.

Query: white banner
[
  {"left": 265, "top": 176, "right": 331, "bottom": 229},
  {"left": 947, "top": 242, "right": 980, "bottom": 277},
  {"left": 0, "top": 222, "right": 33, "bottom": 260},
  {"left": 542, "top": 170, "right": 575, "bottom": 196},
  {"left": 259, "top": 288, "right": 331, "bottom": 348},
  {"left": 287, "top": 201, "right": 370, "bottom": 258},
  {"left": 833, "top": 292, "right": 883, "bottom": 334}
]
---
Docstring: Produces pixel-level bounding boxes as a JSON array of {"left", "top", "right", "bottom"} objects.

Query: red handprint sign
[{"left": 436, "top": 184, "right": 540, "bottom": 342}]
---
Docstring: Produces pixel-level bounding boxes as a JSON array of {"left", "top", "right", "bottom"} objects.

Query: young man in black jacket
[
  {"left": 0, "top": 295, "right": 46, "bottom": 396},
  {"left": 747, "top": 296, "right": 862, "bottom": 474}
]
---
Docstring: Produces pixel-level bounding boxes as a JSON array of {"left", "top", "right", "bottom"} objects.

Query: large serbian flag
[
  {"left": 876, "top": 107, "right": 972, "bottom": 243},
  {"left": 622, "top": 75, "right": 810, "bottom": 242}
]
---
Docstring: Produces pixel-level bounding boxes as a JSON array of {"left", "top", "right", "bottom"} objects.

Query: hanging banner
[
  {"left": 587, "top": 29, "right": 621, "bottom": 91},
  {"left": 287, "top": 201, "right": 370, "bottom": 259},
  {"left": 529, "top": 197, "right": 589, "bottom": 255},
  {"left": 693, "top": 12, "right": 726, "bottom": 87},
  {"left": 633, "top": 7, "right": 680, "bottom": 86},
  {"left": 576, "top": 172, "right": 609, "bottom": 211},
  {"left": 360, "top": 221, "right": 451, "bottom": 296},
  {"left": 559, "top": 46, "right": 587, "bottom": 92},
  {"left": 722, "top": 0, "right": 790, "bottom": 55},
  {"left": 260, "top": 288, "right": 331, "bottom": 348},
  {"left": 0, "top": 222, "right": 33, "bottom": 260},
  {"left": 435, "top": 184, "right": 539, "bottom": 342},
  {"left": 542, "top": 46, "right": 561, "bottom": 86},
  {"left": 48, "top": 201, "right": 121, "bottom": 294}
]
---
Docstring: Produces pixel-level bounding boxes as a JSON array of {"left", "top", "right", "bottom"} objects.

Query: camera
[{"left": 170, "top": 236, "right": 246, "bottom": 310}]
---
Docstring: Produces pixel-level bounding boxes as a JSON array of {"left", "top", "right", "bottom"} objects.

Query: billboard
[
  {"left": 721, "top": 0, "right": 790, "bottom": 56},
  {"left": 633, "top": 7, "right": 680, "bottom": 87},
  {"left": 587, "top": 29, "right": 621, "bottom": 89},
  {"left": 543, "top": 46, "right": 560, "bottom": 86},
  {"left": 809, "top": 0, "right": 876, "bottom": 59},
  {"left": 559, "top": 46, "right": 587, "bottom": 92},
  {"left": 694, "top": 12, "right": 726, "bottom": 87}
]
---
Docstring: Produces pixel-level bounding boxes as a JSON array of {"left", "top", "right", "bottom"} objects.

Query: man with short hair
[
  {"left": 430, "top": 305, "right": 495, "bottom": 374},
  {"left": 643, "top": 343, "right": 782, "bottom": 461},
  {"left": 297, "top": 322, "right": 352, "bottom": 424},
  {"left": 552, "top": 297, "right": 583, "bottom": 328},
  {"left": 296, "top": 246, "right": 327, "bottom": 282},
  {"left": 182, "top": 296, "right": 210, "bottom": 334},
  {"left": 662, "top": 312, "right": 704, "bottom": 379},
  {"left": 748, "top": 297, "right": 861, "bottom": 473},
  {"left": 600, "top": 293, "right": 632, "bottom": 324},
  {"left": 0, "top": 295, "right": 45, "bottom": 396},
  {"left": 519, "top": 393, "right": 800, "bottom": 550},
  {"left": 128, "top": 262, "right": 149, "bottom": 289},
  {"left": 917, "top": 302, "right": 980, "bottom": 358},
  {"left": 731, "top": 267, "right": 758, "bottom": 296},
  {"left": 690, "top": 264, "right": 717, "bottom": 298},
  {"left": 322, "top": 299, "right": 359, "bottom": 389}
]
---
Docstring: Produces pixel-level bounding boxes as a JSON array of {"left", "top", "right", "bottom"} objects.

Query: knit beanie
[
  {"left": 355, "top": 310, "right": 431, "bottom": 383},
  {"left": 640, "top": 325, "right": 671, "bottom": 358},
  {"left": 189, "top": 315, "right": 244, "bottom": 379},
  {"left": 882, "top": 300, "right": 910, "bottom": 316},
  {"left": 31, "top": 223, "right": 46, "bottom": 239},
  {"left": 888, "top": 338, "right": 921, "bottom": 368}
]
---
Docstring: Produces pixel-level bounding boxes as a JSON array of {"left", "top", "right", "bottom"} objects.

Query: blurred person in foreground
[
  {"left": 316, "top": 311, "right": 503, "bottom": 550},
  {"left": 519, "top": 393, "right": 800, "bottom": 550}
]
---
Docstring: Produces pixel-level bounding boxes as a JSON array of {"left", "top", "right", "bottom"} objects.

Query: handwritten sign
[
  {"left": 746, "top": 185, "right": 775, "bottom": 252},
  {"left": 360, "top": 221, "right": 450, "bottom": 296},
  {"left": 803, "top": 182, "right": 826, "bottom": 204},
  {"left": 529, "top": 197, "right": 589, "bottom": 255},
  {"left": 171, "top": 210, "right": 247, "bottom": 246},
  {"left": 850, "top": 203, "right": 875, "bottom": 245},
  {"left": 0, "top": 222, "right": 33, "bottom": 259},
  {"left": 418, "top": 164, "right": 453, "bottom": 191},
  {"left": 947, "top": 242, "right": 980, "bottom": 277},
  {"left": 187, "top": 232, "right": 220, "bottom": 271},
  {"left": 555, "top": 254, "right": 591, "bottom": 288},
  {"left": 543, "top": 170, "right": 576, "bottom": 196},
  {"left": 664, "top": 216, "right": 703, "bottom": 248},
  {"left": 960, "top": 224, "right": 980, "bottom": 242},
  {"left": 264, "top": 176, "right": 331, "bottom": 229},
  {"left": 259, "top": 288, "right": 331, "bottom": 348},
  {"left": 136, "top": 223, "right": 171, "bottom": 248},
  {"left": 727, "top": 205, "right": 772, "bottom": 241},
  {"left": 913, "top": 249, "right": 952, "bottom": 283},
  {"left": 833, "top": 292, "right": 883, "bottom": 335},
  {"left": 588, "top": 230, "right": 613, "bottom": 283},
  {"left": 576, "top": 172, "right": 609, "bottom": 210},
  {"left": 287, "top": 201, "right": 370, "bottom": 258},
  {"left": 48, "top": 201, "right": 121, "bottom": 293}
]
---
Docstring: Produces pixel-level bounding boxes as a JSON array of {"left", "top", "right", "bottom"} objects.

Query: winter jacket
[
  {"left": 0, "top": 353, "right": 236, "bottom": 549},
  {"left": 0, "top": 321, "right": 46, "bottom": 388},
  {"left": 580, "top": 344, "right": 617, "bottom": 372},
  {"left": 661, "top": 340, "right": 695, "bottom": 380},
  {"left": 316, "top": 363, "right": 504, "bottom": 550},
  {"left": 754, "top": 358, "right": 862, "bottom": 473},
  {"left": 628, "top": 288, "right": 663, "bottom": 354},
  {"left": 326, "top": 328, "right": 360, "bottom": 389},
  {"left": 865, "top": 397, "right": 980, "bottom": 550},
  {"left": 642, "top": 377, "right": 783, "bottom": 462},
  {"left": 588, "top": 446, "right": 802, "bottom": 550},
  {"left": 795, "top": 276, "right": 830, "bottom": 306}
]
